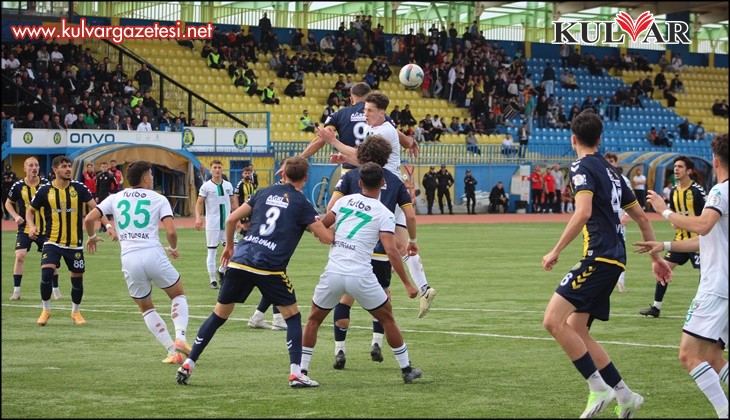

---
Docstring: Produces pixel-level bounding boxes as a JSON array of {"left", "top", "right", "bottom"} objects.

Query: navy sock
[
  {"left": 654, "top": 282, "right": 668, "bottom": 302},
  {"left": 372, "top": 320, "right": 384, "bottom": 334},
  {"left": 52, "top": 273, "right": 59, "bottom": 288},
  {"left": 285, "top": 312, "right": 303, "bottom": 365},
  {"left": 257, "top": 296, "right": 272, "bottom": 313},
  {"left": 599, "top": 362, "right": 622, "bottom": 388},
  {"left": 333, "top": 303, "right": 351, "bottom": 341},
  {"left": 189, "top": 312, "right": 227, "bottom": 362},
  {"left": 70, "top": 277, "right": 83, "bottom": 304},
  {"left": 572, "top": 352, "right": 598, "bottom": 380},
  {"left": 13, "top": 274, "right": 21, "bottom": 288},
  {"left": 40, "top": 268, "right": 54, "bottom": 301},
  {"left": 272, "top": 305, "right": 280, "bottom": 315}
]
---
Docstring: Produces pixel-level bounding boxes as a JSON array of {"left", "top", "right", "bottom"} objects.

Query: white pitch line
[
  {"left": 2, "top": 303, "right": 680, "bottom": 349},
  {"left": 0, "top": 303, "right": 687, "bottom": 318}
]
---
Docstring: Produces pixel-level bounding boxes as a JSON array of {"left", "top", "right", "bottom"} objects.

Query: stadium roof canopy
[{"left": 241, "top": 1, "right": 727, "bottom": 27}]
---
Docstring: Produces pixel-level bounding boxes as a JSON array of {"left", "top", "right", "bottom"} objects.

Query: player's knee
[
  {"left": 14, "top": 250, "right": 26, "bottom": 264},
  {"left": 542, "top": 315, "right": 560, "bottom": 335}
]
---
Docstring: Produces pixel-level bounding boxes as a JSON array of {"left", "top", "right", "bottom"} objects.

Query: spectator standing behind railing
[
  {"left": 465, "top": 130, "right": 481, "bottom": 155},
  {"left": 542, "top": 62, "right": 555, "bottom": 98}
]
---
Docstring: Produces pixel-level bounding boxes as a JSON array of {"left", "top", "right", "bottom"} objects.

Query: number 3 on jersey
[
  {"left": 116, "top": 199, "right": 151, "bottom": 229},
  {"left": 335, "top": 208, "right": 372, "bottom": 238}
]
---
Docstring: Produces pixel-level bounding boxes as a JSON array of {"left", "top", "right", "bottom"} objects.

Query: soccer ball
[{"left": 399, "top": 64, "right": 424, "bottom": 89}]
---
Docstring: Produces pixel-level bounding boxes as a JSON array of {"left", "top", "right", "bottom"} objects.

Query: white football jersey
[
  {"left": 698, "top": 181, "right": 728, "bottom": 298},
  {"left": 199, "top": 179, "right": 234, "bottom": 231},
  {"left": 97, "top": 188, "right": 172, "bottom": 256},
  {"left": 366, "top": 122, "right": 401, "bottom": 178},
  {"left": 325, "top": 193, "right": 396, "bottom": 274}
]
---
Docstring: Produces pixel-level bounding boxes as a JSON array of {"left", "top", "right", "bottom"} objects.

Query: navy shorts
[
  {"left": 664, "top": 251, "right": 700, "bottom": 269},
  {"left": 219, "top": 268, "right": 296, "bottom": 307},
  {"left": 41, "top": 244, "right": 86, "bottom": 273},
  {"left": 371, "top": 260, "right": 392, "bottom": 290},
  {"left": 15, "top": 232, "right": 45, "bottom": 252},
  {"left": 555, "top": 260, "right": 623, "bottom": 322}
]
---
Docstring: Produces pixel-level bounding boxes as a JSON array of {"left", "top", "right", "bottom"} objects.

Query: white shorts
[
  {"left": 312, "top": 271, "right": 388, "bottom": 311},
  {"left": 206, "top": 229, "right": 226, "bottom": 248},
  {"left": 121, "top": 247, "right": 180, "bottom": 299},
  {"left": 683, "top": 292, "right": 729, "bottom": 346},
  {"left": 395, "top": 206, "right": 406, "bottom": 227}
]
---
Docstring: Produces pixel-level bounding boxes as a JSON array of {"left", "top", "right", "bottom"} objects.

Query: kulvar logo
[{"left": 553, "top": 11, "right": 690, "bottom": 45}]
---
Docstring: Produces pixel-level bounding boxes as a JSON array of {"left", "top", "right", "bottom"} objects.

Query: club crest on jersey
[
  {"left": 572, "top": 174, "right": 586, "bottom": 187},
  {"left": 266, "top": 194, "right": 289, "bottom": 208}
]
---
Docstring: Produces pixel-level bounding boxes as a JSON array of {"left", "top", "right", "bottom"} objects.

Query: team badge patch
[{"left": 572, "top": 174, "right": 586, "bottom": 187}]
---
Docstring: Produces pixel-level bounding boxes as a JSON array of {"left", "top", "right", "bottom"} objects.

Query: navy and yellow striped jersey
[
  {"left": 234, "top": 179, "right": 256, "bottom": 206},
  {"left": 229, "top": 183, "right": 319, "bottom": 273},
  {"left": 30, "top": 180, "right": 93, "bottom": 249},
  {"left": 669, "top": 181, "right": 706, "bottom": 240},
  {"left": 569, "top": 152, "right": 637, "bottom": 266},
  {"left": 333, "top": 167, "right": 412, "bottom": 258},
  {"left": 8, "top": 177, "right": 48, "bottom": 235}
]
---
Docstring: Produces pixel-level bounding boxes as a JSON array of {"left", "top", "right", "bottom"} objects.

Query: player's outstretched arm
[
  {"left": 647, "top": 189, "right": 720, "bottom": 236},
  {"left": 316, "top": 125, "right": 357, "bottom": 161},
  {"left": 308, "top": 219, "right": 334, "bottom": 245},
  {"left": 633, "top": 236, "right": 699, "bottom": 255}
]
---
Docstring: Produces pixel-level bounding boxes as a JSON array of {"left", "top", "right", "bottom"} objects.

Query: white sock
[
  {"left": 142, "top": 309, "right": 175, "bottom": 353},
  {"left": 42, "top": 300, "right": 51, "bottom": 310},
  {"left": 171, "top": 295, "right": 188, "bottom": 342},
  {"left": 391, "top": 343, "right": 410, "bottom": 369},
  {"left": 206, "top": 248, "right": 217, "bottom": 282},
  {"left": 301, "top": 346, "right": 313, "bottom": 371},
  {"left": 72, "top": 303, "right": 81, "bottom": 313},
  {"left": 52, "top": 286, "right": 60, "bottom": 294},
  {"left": 250, "top": 309, "right": 265, "bottom": 322},
  {"left": 617, "top": 272, "right": 625, "bottom": 287},
  {"left": 335, "top": 340, "right": 346, "bottom": 355},
  {"left": 14, "top": 286, "right": 20, "bottom": 293},
  {"left": 613, "top": 380, "right": 633, "bottom": 404},
  {"left": 290, "top": 363, "right": 301, "bottom": 377},
  {"left": 217, "top": 264, "right": 225, "bottom": 274},
  {"left": 403, "top": 254, "right": 429, "bottom": 296},
  {"left": 653, "top": 301, "right": 663, "bottom": 310},
  {"left": 587, "top": 371, "right": 610, "bottom": 392},
  {"left": 183, "top": 358, "right": 195, "bottom": 370},
  {"left": 720, "top": 362, "right": 729, "bottom": 386},
  {"left": 372, "top": 332, "right": 384, "bottom": 348},
  {"left": 690, "top": 362, "right": 729, "bottom": 415}
]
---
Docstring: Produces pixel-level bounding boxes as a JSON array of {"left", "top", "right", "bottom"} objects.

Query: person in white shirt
[
  {"left": 4, "top": 54, "right": 20, "bottom": 72},
  {"left": 632, "top": 166, "right": 647, "bottom": 210},
  {"left": 447, "top": 64, "right": 457, "bottom": 101},
  {"left": 300, "top": 162, "right": 422, "bottom": 384},
  {"left": 64, "top": 108, "right": 78, "bottom": 128},
  {"left": 634, "top": 133, "right": 728, "bottom": 419},
  {"left": 85, "top": 160, "right": 191, "bottom": 364},
  {"left": 501, "top": 134, "right": 516, "bottom": 157},
  {"left": 195, "top": 160, "right": 236, "bottom": 289},
  {"left": 49, "top": 46, "right": 64, "bottom": 64},
  {"left": 136, "top": 115, "right": 152, "bottom": 131}
]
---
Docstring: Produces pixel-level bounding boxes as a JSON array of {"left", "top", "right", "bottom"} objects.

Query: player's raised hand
[
  {"left": 329, "top": 153, "right": 347, "bottom": 164},
  {"left": 646, "top": 190, "right": 666, "bottom": 213},
  {"left": 316, "top": 125, "right": 336, "bottom": 144}
]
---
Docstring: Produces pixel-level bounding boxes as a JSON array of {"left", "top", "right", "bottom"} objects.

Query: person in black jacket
[
  {"left": 421, "top": 166, "right": 438, "bottom": 215},
  {"left": 436, "top": 164, "right": 454, "bottom": 214},
  {"left": 94, "top": 162, "right": 118, "bottom": 232},
  {"left": 489, "top": 181, "right": 509, "bottom": 214},
  {"left": 464, "top": 169, "right": 478, "bottom": 214}
]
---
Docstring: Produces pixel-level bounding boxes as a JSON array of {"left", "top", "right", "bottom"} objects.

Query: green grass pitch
[{"left": 1, "top": 221, "right": 723, "bottom": 418}]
